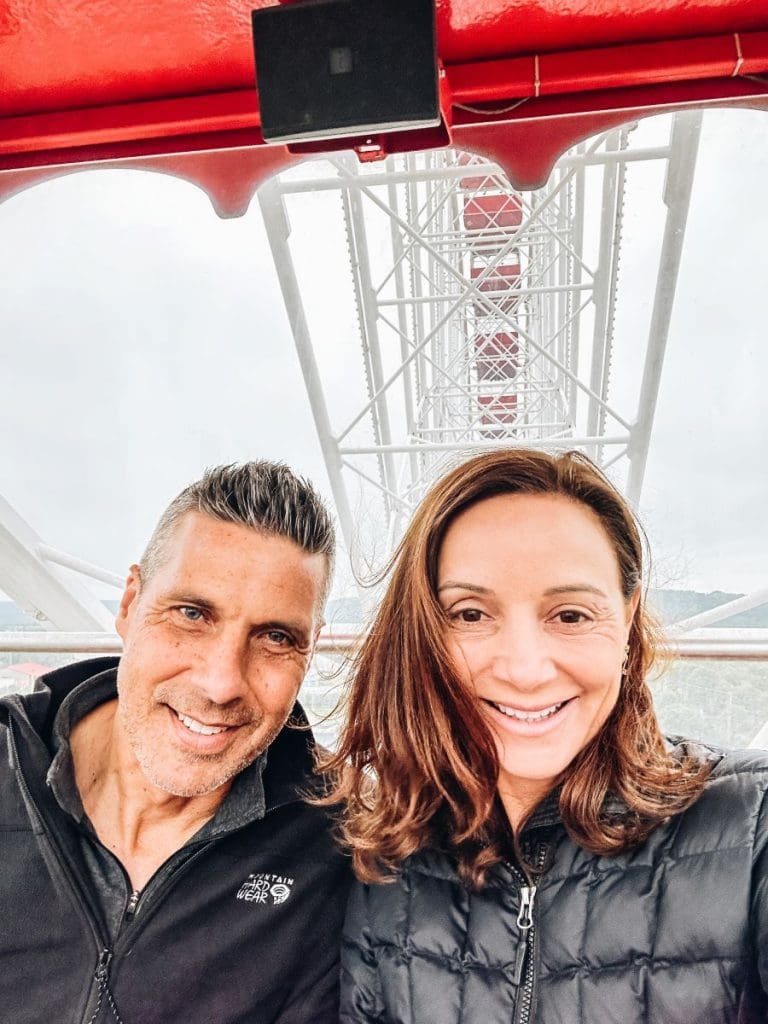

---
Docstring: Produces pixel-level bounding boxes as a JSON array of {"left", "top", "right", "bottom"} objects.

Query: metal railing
[{"left": 1, "top": 628, "right": 767, "bottom": 660}]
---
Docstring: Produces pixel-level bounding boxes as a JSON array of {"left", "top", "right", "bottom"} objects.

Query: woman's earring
[{"left": 621, "top": 644, "right": 630, "bottom": 677}]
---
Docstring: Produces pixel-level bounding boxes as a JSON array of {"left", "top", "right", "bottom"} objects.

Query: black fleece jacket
[{"left": 0, "top": 657, "right": 351, "bottom": 1024}]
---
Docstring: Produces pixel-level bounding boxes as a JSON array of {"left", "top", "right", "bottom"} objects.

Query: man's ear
[{"left": 115, "top": 565, "right": 142, "bottom": 639}]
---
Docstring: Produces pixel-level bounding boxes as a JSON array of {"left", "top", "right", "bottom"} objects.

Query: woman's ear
[{"left": 625, "top": 587, "right": 641, "bottom": 630}]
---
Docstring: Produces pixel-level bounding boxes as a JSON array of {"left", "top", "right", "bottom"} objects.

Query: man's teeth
[
  {"left": 492, "top": 700, "right": 566, "bottom": 722},
  {"left": 177, "top": 712, "right": 228, "bottom": 736}
]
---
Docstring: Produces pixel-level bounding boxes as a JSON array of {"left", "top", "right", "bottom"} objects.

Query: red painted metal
[
  {"left": 2, "top": 1, "right": 768, "bottom": 215},
  {"left": 463, "top": 195, "right": 523, "bottom": 231},
  {"left": 470, "top": 266, "right": 523, "bottom": 288},
  {"left": 470, "top": 265, "right": 523, "bottom": 316},
  {"left": 479, "top": 393, "right": 518, "bottom": 436},
  {"left": 435, "top": 0, "right": 768, "bottom": 63},
  {"left": 475, "top": 333, "right": 520, "bottom": 382},
  {"left": 448, "top": 31, "right": 768, "bottom": 102}
]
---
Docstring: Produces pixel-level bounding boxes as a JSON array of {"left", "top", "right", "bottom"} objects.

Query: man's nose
[
  {"left": 193, "top": 635, "right": 251, "bottom": 706},
  {"left": 489, "top": 619, "right": 557, "bottom": 691}
]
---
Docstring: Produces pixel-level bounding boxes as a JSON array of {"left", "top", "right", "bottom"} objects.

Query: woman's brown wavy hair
[{"left": 321, "top": 448, "right": 710, "bottom": 887}]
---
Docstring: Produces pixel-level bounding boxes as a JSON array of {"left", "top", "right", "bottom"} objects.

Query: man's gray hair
[{"left": 139, "top": 461, "right": 335, "bottom": 592}]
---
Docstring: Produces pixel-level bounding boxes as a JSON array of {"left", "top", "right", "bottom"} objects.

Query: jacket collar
[
  {"left": 524, "top": 788, "right": 562, "bottom": 831},
  {"left": 3, "top": 656, "right": 321, "bottom": 817}
]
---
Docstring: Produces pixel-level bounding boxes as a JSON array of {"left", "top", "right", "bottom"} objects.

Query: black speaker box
[{"left": 252, "top": 0, "right": 439, "bottom": 144}]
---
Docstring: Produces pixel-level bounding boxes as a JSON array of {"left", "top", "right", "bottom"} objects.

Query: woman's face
[{"left": 437, "top": 492, "right": 637, "bottom": 812}]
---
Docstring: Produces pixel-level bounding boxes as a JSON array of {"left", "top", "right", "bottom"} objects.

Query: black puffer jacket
[{"left": 341, "top": 743, "right": 768, "bottom": 1023}]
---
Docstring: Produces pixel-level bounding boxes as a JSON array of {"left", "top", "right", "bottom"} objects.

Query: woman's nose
[{"left": 489, "top": 620, "right": 557, "bottom": 691}]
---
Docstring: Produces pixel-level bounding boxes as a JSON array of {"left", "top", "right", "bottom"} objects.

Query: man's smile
[
  {"left": 166, "top": 705, "right": 245, "bottom": 753},
  {"left": 176, "top": 711, "right": 229, "bottom": 736}
]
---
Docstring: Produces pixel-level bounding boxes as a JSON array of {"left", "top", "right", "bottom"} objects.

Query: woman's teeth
[{"left": 491, "top": 700, "right": 566, "bottom": 722}]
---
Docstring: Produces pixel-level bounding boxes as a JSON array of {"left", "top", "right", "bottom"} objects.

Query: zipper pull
[
  {"left": 512, "top": 933, "right": 529, "bottom": 986},
  {"left": 125, "top": 889, "right": 140, "bottom": 918},
  {"left": 95, "top": 948, "right": 112, "bottom": 980},
  {"left": 517, "top": 884, "right": 538, "bottom": 931}
]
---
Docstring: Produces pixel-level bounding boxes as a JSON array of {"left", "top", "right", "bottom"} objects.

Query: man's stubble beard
[{"left": 118, "top": 697, "right": 287, "bottom": 798}]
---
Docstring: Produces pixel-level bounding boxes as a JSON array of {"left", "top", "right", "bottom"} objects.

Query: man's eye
[
  {"left": 178, "top": 606, "right": 204, "bottom": 622},
  {"left": 265, "top": 630, "right": 293, "bottom": 647}
]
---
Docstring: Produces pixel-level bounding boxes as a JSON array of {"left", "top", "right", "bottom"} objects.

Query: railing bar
[{"left": 2, "top": 632, "right": 768, "bottom": 660}]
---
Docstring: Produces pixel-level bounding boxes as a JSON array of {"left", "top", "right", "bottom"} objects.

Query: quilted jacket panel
[{"left": 341, "top": 745, "right": 768, "bottom": 1024}]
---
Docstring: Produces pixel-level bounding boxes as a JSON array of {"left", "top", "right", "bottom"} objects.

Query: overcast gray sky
[{"left": 0, "top": 106, "right": 766, "bottom": 606}]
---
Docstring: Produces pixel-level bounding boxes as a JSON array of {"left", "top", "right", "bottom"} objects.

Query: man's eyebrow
[
  {"left": 436, "top": 581, "right": 492, "bottom": 594},
  {"left": 164, "top": 593, "right": 217, "bottom": 612},
  {"left": 543, "top": 584, "right": 609, "bottom": 598}
]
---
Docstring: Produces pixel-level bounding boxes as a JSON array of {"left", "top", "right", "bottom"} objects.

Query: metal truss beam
[
  {"left": 0, "top": 493, "right": 114, "bottom": 631},
  {"left": 626, "top": 111, "right": 702, "bottom": 504},
  {"left": 341, "top": 437, "right": 630, "bottom": 455},
  {"left": 257, "top": 179, "right": 358, "bottom": 558},
  {"left": 277, "top": 147, "right": 672, "bottom": 195},
  {"left": 264, "top": 116, "right": 695, "bottom": 559},
  {"left": 669, "top": 587, "right": 768, "bottom": 632}
]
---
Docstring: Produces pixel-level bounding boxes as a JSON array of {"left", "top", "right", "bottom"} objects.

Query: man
[{"left": 0, "top": 462, "right": 351, "bottom": 1023}]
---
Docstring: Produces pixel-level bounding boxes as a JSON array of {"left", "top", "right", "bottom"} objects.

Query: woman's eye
[
  {"left": 449, "top": 607, "right": 484, "bottom": 623},
  {"left": 554, "top": 609, "right": 590, "bottom": 625}
]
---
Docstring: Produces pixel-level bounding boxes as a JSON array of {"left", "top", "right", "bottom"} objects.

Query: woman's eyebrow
[
  {"left": 437, "top": 581, "right": 492, "bottom": 594},
  {"left": 544, "top": 584, "right": 609, "bottom": 598}
]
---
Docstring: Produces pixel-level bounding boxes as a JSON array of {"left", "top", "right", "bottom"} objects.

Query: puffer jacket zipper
[
  {"left": 515, "top": 882, "right": 537, "bottom": 1024},
  {"left": 507, "top": 842, "right": 549, "bottom": 1024}
]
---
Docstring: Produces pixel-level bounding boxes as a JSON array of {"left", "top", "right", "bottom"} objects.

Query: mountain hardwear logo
[{"left": 236, "top": 872, "right": 295, "bottom": 905}]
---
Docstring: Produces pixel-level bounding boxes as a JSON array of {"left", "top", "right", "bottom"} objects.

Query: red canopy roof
[{"left": 2, "top": 0, "right": 768, "bottom": 215}]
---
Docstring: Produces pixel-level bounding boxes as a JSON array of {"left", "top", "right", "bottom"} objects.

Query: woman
[{"left": 328, "top": 448, "right": 768, "bottom": 1024}]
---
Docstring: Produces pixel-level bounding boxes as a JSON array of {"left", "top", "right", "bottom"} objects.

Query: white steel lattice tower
[{"left": 259, "top": 113, "right": 701, "bottom": 560}]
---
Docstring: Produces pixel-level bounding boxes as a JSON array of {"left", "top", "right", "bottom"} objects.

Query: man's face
[{"left": 114, "top": 512, "right": 328, "bottom": 797}]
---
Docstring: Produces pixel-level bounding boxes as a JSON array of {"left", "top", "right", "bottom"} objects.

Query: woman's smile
[{"left": 481, "top": 695, "right": 578, "bottom": 735}]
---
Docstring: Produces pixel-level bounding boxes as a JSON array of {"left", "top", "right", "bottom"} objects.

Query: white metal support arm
[{"left": 0, "top": 493, "right": 114, "bottom": 631}]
